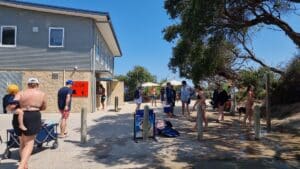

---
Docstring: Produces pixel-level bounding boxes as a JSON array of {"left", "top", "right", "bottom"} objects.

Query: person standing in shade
[
  {"left": 160, "top": 87, "right": 165, "bottom": 105},
  {"left": 193, "top": 86, "right": 208, "bottom": 130},
  {"left": 134, "top": 86, "right": 143, "bottom": 111},
  {"left": 171, "top": 85, "right": 177, "bottom": 107},
  {"left": 166, "top": 82, "right": 175, "bottom": 117},
  {"left": 99, "top": 83, "right": 106, "bottom": 110},
  {"left": 244, "top": 85, "right": 255, "bottom": 126},
  {"left": 57, "top": 80, "right": 73, "bottom": 138},
  {"left": 180, "top": 80, "right": 191, "bottom": 117},
  {"left": 150, "top": 87, "right": 157, "bottom": 107},
  {"left": 216, "top": 84, "right": 229, "bottom": 122}
]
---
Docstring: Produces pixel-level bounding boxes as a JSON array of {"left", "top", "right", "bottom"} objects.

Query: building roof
[{"left": 0, "top": 0, "right": 122, "bottom": 57}]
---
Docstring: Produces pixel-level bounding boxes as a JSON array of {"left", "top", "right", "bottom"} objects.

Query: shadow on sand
[{"left": 64, "top": 105, "right": 299, "bottom": 169}]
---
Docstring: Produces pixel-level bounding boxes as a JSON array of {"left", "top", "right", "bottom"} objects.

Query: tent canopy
[
  {"left": 162, "top": 80, "right": 182, "bottom": 86},
  {"left": 141, "top": 82, "right": 159, "bottom": 87}
]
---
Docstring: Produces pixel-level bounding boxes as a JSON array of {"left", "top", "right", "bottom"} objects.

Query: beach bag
[
  {"left": 160, "top": 127, "right": 180, "bottom": 137},
  {"left": 157, "top": 120, "right": 179, "bottom": 137}
]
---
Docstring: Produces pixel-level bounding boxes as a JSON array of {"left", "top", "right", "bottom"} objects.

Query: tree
[
  {"left": 164, "top": 0, "right": 300, "bottom": 81},
  {"left": 271, "top": 55, "right": 300, "bottom": 104},
  {"left": 115, "top": 66, "right": 157, "bottom": 100}
]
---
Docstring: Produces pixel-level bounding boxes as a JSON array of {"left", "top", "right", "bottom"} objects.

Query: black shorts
[
  {"left": 12, "top": 111, "right": 41, "bottom": 136},
  {"left": 101, "top": 95, "right": 106, "bottom": 103}
]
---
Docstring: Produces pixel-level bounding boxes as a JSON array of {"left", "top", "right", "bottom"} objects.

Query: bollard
[
  {"left": 266, "top": 73, "right": 271, "bottom": 132},
  {"left": 197, "top": 104, "right": 203, "bottom": 141},
  {"left": 81, "top": 107, "right": 87, "bottom": 143},
  {"left": 115, "top": 96, "right": 119, "bottom": 112},
  {"left": 254, "top": 105, "right": 261, "bottom": 140},
  {"left": 142, "top": 105, "right": 150, "bottom": 140}
]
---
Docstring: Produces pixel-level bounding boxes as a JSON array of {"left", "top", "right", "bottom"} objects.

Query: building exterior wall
[
  {"left": 0, "top": 5, "right": 94, "bottom": 70},
  {"left": 107, "top": 81, "right": 124, "bottom": 106},
  {"left": 22, "top": 70, "right": 92, "bottom": 113},
  {"left": 94, "top": 25, "right": 114, "bottom": 73},
  {"left": 0, "top": 4, "right": 120, "bottom": 113}
]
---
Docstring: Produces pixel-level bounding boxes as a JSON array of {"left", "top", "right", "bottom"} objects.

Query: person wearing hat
[
  {"left": 8, "top": 77, "right": 47, "bottom": 169},
  {"left": 57, "top": 80, "right": 73, "bottom": 138},
  {"left": 2, "top": 84, "right": 19, "bottom": 114},
  {"left": 1, "top": 84, "right": 20, "bottom": 144},
  {"left": 4, "top": 84, "right": 28, "bottom": 131}
]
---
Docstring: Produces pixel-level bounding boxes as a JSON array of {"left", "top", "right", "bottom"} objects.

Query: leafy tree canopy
[
  {"left": 115, "top": 66, "right": 156, "bottom": 100},
  {"left": 164, "top": 0, "right": 300, "bottom": 82}
]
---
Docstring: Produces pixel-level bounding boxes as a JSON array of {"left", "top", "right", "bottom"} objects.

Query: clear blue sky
[{"left": 19, "top": 0, "right": 300, "bottom": 82}]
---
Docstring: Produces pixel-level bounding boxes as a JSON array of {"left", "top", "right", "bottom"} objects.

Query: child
[{"left": 6, "top": 84, "right": 27, "bottom": 131}]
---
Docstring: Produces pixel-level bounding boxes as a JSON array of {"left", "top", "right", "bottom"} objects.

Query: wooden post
[
  {"left": 266, "top": 73, "right": 271, "bottom": 132},
  {"left": 81, "top": 107, "right": 87, "bottom": 143},
  {"left": 115, "top": 96, "right": 119, "bottom": 112},
  {"left": 197, "top": 104, "right": 203, "bottom": 141},
  {"left": 230, "top": 84, "right": 236, "bottom": 116},
  {"left": 254, "top": 105, "right": 261, "bottom": 140},
  {"left": 142, "top": 105, "right": 150, "bottom": 140}
]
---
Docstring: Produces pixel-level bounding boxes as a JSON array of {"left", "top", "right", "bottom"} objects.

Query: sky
[{"left": 18, "top": 0, "right": 300, "bottom": 82}]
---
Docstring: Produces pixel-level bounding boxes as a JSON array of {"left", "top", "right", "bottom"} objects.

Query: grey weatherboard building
[{"left": 0, "top": 0, "right": 123, "bottom": 113}]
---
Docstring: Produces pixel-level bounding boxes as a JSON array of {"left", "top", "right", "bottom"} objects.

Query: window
[
  {"left": 1, "top": 26, "right": 17, "bottom": 47},
  {"left": 49, "top": 27, "right": 64, "bottom": 47}
]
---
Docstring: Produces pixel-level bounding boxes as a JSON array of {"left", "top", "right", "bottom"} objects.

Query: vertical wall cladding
[
  {"left": 0, "top": 6, "right": 93, "bottom": 70},
  {"left": 22, "top": 70, "right": 92, "bottom": 113},
  {"left": 0, "top": 71, "right": 22, "bottom": 113},
  {"left": 94, "top": 26, "right": 114, "bottom": 74}
]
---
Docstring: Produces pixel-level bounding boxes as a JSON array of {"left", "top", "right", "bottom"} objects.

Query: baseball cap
[
  {"left": 27, "top": 77, "right": 39, "bottom": 84},
  {"left": 66, "top": 80, "right": 73, "bottom": 85}
]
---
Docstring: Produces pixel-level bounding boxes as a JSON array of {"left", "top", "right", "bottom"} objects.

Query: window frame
[
  {"left": 48, "top": 27, "right": 64, "bottom": 48},
  {"left": 0, "top": 25, "right": 17, "bottom": 48}
]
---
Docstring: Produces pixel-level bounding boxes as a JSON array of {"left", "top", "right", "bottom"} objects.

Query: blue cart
[{"left": 2, "top": 123, "right": 58, "bottom": 159}]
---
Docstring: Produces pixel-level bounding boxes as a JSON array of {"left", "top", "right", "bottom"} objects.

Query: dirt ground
[{"left": 0, "top": 101, "right": 299, "bottom": 169}]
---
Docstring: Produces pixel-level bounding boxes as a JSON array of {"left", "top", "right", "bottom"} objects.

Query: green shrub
[{"left": 271, "top": 56, "right": 300, "bottom": 105}]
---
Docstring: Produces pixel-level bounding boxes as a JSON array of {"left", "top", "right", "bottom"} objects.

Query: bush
[{"left": 271, "top": 56, "right": 300, "bottom": 105}]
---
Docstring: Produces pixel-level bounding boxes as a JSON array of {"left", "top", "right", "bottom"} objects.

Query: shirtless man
[{"left": 9, "top": 78, "right": 47, "bottom": 169}]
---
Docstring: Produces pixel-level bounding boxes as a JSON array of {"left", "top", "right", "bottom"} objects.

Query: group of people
[
  {"left": 134, "top": 81, "right": 256, "bottom": 131},
  {"left": 2, "top": 78, "right": 74, "bottom": 169}
]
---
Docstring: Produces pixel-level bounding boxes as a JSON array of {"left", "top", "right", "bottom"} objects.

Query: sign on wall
[{"left": 72, "top": 81, "right": 88, "bottom": 97}]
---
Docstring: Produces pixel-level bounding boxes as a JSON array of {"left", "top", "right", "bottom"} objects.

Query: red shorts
[{"left": 60, "top": 110, "right": 70, "bottom": 119}]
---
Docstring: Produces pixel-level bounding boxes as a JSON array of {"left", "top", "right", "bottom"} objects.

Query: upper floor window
[
  {"left": 1, "top": 26, "right": 17, "bottom": 47},
  {"left": 49, "top": 27, "right": 64, "bottom": 48}
]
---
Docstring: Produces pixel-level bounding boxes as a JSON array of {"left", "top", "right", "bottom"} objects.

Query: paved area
[{"left": 0, "top": 102, "right": 299, "bottom": 169}]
